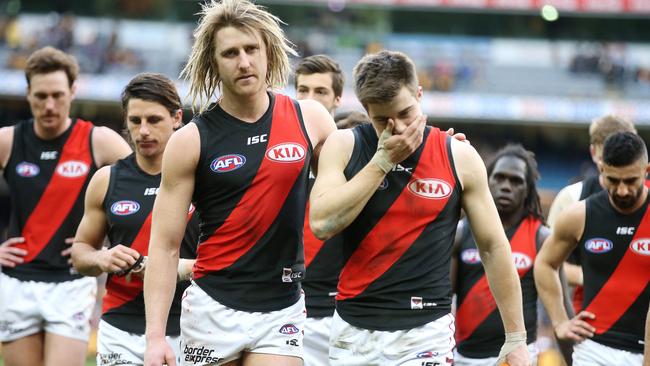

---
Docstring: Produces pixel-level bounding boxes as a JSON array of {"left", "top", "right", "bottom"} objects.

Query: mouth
[
  {"left": 237, "top": 75, "right": 255, "bottom": 82},
  {"left": 137, "top": 140, "right": 156, "bottom": 148},
  {"left": 495, "top": 196, "right": 513, "bottom": 205}
]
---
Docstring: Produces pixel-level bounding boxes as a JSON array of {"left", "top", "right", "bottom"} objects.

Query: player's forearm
[
  {"left": 144, "top": 243, "right": 179, "bottom": 339},
  {"left": 644, "top": 305, "right": 649, "bottom": 366},
  {"left": 534, "top": 260, "right": 570, "bottom": 327},
  {"left": 71, "top": 242, "right": 104, "bottom": 276},
  {"left": 310, "top": 162, "right": 386, "bottom": 240},
  {"left": 481, "top": 242, "right": 526, "bottom": 333}
]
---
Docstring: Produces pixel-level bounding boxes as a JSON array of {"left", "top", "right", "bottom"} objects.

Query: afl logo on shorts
[
  {"left": 266, "top": 143, "right": 306, "bottom": 163},
  {"left": 56, "top": 161, "right": 89, "bottom": 178},
  {"left": 279, "top": 324, "right": 299, "bottom": 335},
  {"left": 585, "top": 238, "right": 613, "bottom": 254},
  {"left": 512, "top": 252, "right": 532, "bottom": 270},
  {"left": 211, "top": 154, "right": 246, "bottom": 173},
  {"left": 630, "top": 238, "right": 650, "bottom": 255},
  {"left": 408, "top": 178, "right": 452, "bottom": 199},
  {"left": 111, "top": 200, "right": 140, "bottom": 216},
  {"left": 16, "top": 162, "right": 40, "bottom": 177},
  {"left": 461, "top": 248, "right": 481, "bottom": 264}
]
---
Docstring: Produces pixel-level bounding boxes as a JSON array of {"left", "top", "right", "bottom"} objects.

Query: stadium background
[{"left": 0, "top": 0, "right": 649, "bottom": 365}]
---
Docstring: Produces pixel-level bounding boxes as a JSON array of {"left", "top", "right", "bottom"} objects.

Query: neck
[
  {"left": 219, "top": 89, "right": 270, "bottom": 123},
  {"left": 500, "top": 208, "right": 527, "bottom": 231},
  {"left": 135, "top": 153, "right": 162, "bottom": 175},
  {"left": 34, "top": 117, "right": 71, "bottom": 140}
]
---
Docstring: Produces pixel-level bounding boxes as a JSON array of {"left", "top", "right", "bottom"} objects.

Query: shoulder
[
  {"left": 163, "top": 123, "right": 201, "bottom": 170},
  {"left": 449, "top": 138, "right": 486, "bottom": 191},
  {"left": 553, "top": 200, "right": 586, "bottom": 240},
  {"left": 91, "top": 125, "right": 123, "bottom": 143},
  {"left": 86, "top": 165, "right": 111, "bottom": 205},
  {"left": 297, "top": 99, "right": 336, "bottom": 146},
  {"left": 91, "top": 126, "right": 132, "bottom": 167},
  {"left": 320, "top": 129, "right": 355, "bottom": 164}
]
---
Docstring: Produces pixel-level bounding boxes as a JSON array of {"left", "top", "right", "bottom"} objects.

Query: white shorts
[
  {"left": 454, "top": 342, "right": 539, "bottom": 366},
  {"left": 573, "top": 339, "right": 643, "bottom": 366},
  {"left": 0, "top": 272, "right": 96, "bottom": 342},
  {"left": 180, "top": 282, "right": 306, "bottom": 365},
  {"left": 304, "top": 316, "right": 332, "bottom": 366},
  {"left": 97, "top": 320, "right": 180, "bottom": 366},
  {"left": 329, "top": 311, "right": 455, "bottom": 366}
]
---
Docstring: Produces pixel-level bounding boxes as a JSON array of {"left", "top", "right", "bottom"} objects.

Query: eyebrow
[{"left": 373, "top": 105, "right": 413, "bottom": 120}]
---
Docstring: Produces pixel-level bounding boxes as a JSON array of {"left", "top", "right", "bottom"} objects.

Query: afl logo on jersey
[
  {"left": 585, "top": 238, "right": 613, "bottom": 254},
  {"left": 16, "top": 162, "right": 40, "bottom": 177},
  {"left": 111, "top": 200, "right": 141, "bottom": 216},
  {"left": 461, "top": 248, "right": 481, "bottom": 264},
  {"left": 512, "top": 252, "right": 533, "bottom": 270},
  {"left": 278, "top": 324, "right": 299, "bottom": 335},
  {"left": 266, "top": 143, "right": 306, "bottom": 163},
  {"left": 210, "top": 154, "right": 246, "bottom": 173},
  {"left": 630, "top": 238, "right": 650, "bottom": 255},
  {"left": 378, "top": 178, "right": 389, "bottom": 191},
  {"left": 408, "top": 178, "right": 452, "bottom": 199},
  {"left": 56, "top": 161, "right": 89, "bottom": 178}
]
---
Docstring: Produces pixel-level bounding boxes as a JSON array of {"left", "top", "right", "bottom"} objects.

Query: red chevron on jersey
[
  {"left": 337, "top": 131, "right": 455, "bottom": 300},
  {"left": 584, "top": 206, "right": 650, "bottom": 334},
  {"left": 194, "top": 95, "right": 308, "bottom": 277},
  {"left": 18, "top": 120, "right": 93, "bottom": 263},
  {"left": 455, "top": 217, "right": 540, "bottom": 342},
  {"left": 304, "top": 202, "right": 325, "bottom": 267}
]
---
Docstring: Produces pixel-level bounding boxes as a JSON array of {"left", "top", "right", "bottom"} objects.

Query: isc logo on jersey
[
  {"left": 512, "top": 252, "right": 532, "bottom": 270},
  {"left": 461, "top": 248, "right": 481, "bottom": 264},
  {"left": 111, "top": 200, "right": 140, "bottom": 216},
  {"left": 630, "top": 238, "right": 650, "bottom": 256},
  {"left": 56, "top": 160, "right": 89, "bottom": 178},
  {"left": 16, "top": 162, "right": 40, "bottom": 177},
  {"left": 585, "top": 238, "right": 613, "bottom": 253},
  {"left": 266, "top": 143, "right": 306, "bottom": 163},
  {"left": 211, "top": 154, "right": 246, "bottom": 173},
  {"left": 408, "top": 178, "right": 452, "bottom": 199}
]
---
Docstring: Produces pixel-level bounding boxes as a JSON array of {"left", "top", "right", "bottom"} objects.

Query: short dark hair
[
  {"left": 121, "top": 73, "right": 182, "bottom": 116},
  {"left": 353, "top": 50, "right": 418, "bottom": 107},
  {"left": 295, "top": 54, "right": 344, "bottom": 98},
  {"left": 602, "top": 132, "right": 648, "bottom": 167},
  {"left": 487, "top": 144, "right": 544, "bottom": 222},
  {"left": 25, "top": 46, "right": 79, "bottom": 87}
]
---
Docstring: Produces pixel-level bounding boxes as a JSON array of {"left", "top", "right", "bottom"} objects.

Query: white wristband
[{"left": 496, "top": 331, "right": 527, "bottom": 364}]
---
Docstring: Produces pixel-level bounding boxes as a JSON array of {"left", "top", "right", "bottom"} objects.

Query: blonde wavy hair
[{"left": 181, "top": 0, "right": 296, "bottom": 112}]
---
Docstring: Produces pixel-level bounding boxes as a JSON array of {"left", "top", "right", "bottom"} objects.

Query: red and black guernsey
[
  {"left": 337, "top": 124, "right": 462, "bottom": 331},
  {"left": 578, "top": 190, "right": 650, "bottom": 353},
  {"left": 3, "top": 119, "right": 96, "bottom": 282},
  {"left": 191, "top": 92, "right": 312, "bottom": 312},
  {"left": 454, "top": 216, "right": 544, "bottom": 358},
  {"left": 101, "top": 154, "right": 198, "bottom": 335},
  {"left": 303, "top": 172, "right": 343, "bottom": 318}
]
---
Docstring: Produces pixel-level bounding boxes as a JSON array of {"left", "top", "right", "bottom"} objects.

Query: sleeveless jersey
[
  {"left": 455, "top": 216, "right": 543, "bottom": 357},
  {"left": 191, "top": 93, "right": 312, "bottom": 312},
  {"left": 303, "top": 172, "right": 343, "bottom": 318},
  {"left": 579, "top": 175, "right": 602, "bottom": 201},
  {"left": 101, "top": 154, "right": 198, "bottom": 335},
  {"left": 336, "top": 124, "right": 462, "bottom": 331},
  {"left": 3, "top": 119, "right": 96, "bottom": 282},
  {"left": 579, "top": 190, "right": 650, "bottom": 353}
]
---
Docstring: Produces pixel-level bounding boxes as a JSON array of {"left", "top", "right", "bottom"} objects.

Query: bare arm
[
  {"left": 0, "top": 126, "right": 14, "bottom": 169},
  {"left": 92, "top": 126, "right": 132, "bottom": 167},
  {"left": 298, "top": 99, "right": 337, "bottom": 173},
  {"left": 644, "top": 303, "right": 649, "bottom": 366},
  {"left": 450, "top": 220, "right": 466, "bottom": 295},
  {"left": 144, "top": 124, "right": 199, "bottom": 366}
]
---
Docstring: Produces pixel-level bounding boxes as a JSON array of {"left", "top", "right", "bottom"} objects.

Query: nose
[
  {"left": 44, "top": 96, "right": 55, "bottom": 110},
  {"left": 616, "top": 183, "right": 629, "bottom": 197},
  {"left": 238, "top": 52, "right": 251, "bottom": 70},
  {"left": 139, "top": 122, "right": 150, "bottom": 136}
]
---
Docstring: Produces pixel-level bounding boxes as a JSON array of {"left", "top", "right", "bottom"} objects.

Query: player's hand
[
  {"left": 98, "top": 244, "right": 140, "bottom": 274},
  {"left": 554, "top": 311, "right": 596, "bottom": 342},
  {"left": 61, "top": 237, "right": 74, "bottom": 265},
  {"left": 503, "top": 343, "right": 531, "bottom": 366},
  {"left": 145, "top": 338, "right": 177, "bottom": 366},
  {"left": 0, "top": 237, "right": 27, "bottom": 267},
  {"left": 382, "top": 114, "right": 426, "bottom": 165},
  {"left": 445, "top": 127, "right": 470, "bottom": 144}
]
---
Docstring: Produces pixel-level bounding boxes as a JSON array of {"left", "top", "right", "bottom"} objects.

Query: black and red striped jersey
[
  {"left": 101, "top": 154, "right": 198, "bottom": 335},
  {"left": 191, "top": 93, "right": 312, "bottom": 312},
  {"left": 579, "top": 190, "right": 650, "bottom": 353},
  {"left": 336, "top": 124, "right": 462, "bottom": 331},
  {"left": 303, "top": 172, "right": 343, "bottom": 318},
  {"left": 3, "top": 119, "right": 97, "bottom": 282},
  {"left": 455, "top": 216, "right": 543, "bottom": 358}
]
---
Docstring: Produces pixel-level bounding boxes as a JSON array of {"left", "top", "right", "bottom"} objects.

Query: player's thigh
[
  {"left": 1, "top": 332, "right": 44, "bottom": 366},
  {"left": 43, "top": 332, "right": 87, "bottom": 366},
  {"left": 242, "top": 352, "right": 303, "bottom": 366}
]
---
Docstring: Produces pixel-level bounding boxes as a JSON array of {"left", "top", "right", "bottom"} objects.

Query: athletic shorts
[
  {"left": 304, "top": 316, "right": 332, "bottom": 366},
  {"left": 179, "top": 282, "right": 305, "bottom": 365},
  {"left": 454, "top": 342, "right": 539, "bottom": 366},
  {"left": 0, "top": 272, "right": 96, "bottom": 342},
  {"left": 573, "top": 339, "right": 642, "bottom": 366},
  {"left": 96, "top": 320, "right": 180, "bottom": 366},
  {"left": 329, "top": 311, "right": 455, "bottom": 366}
]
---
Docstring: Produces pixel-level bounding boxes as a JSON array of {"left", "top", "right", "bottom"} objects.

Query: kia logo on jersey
[
  {"left": 630, "top": 238, "right": 650, "bottom": 255},
  {"left": 56, "top": 161, "right": 89, "bottom": 178},
  {"left": 408, "top": 178, "right": 452, "bottom": 199},
  {"left": 585, "top": 238, "right": 613, "bottom": 253},
  {"left": 16, "top": 162, "right": 40, "bottom": 177},
  {"left": 278, "top": 324, "right": 299, "bottom": 335},
  {"left": 461, "top": 248, "right": 481, "bottom": 264},
  {"left": 266, "top": 143, "right": 306, "bottom": 163},
  {"left": 111, "top": 200, "right": 141, "bottom": 216},
  {"left": 210, "top": 154, "right": 246, "bottom": 173},
  {"left": 512, "top": 252, "right": 532, "bottom": 270}
]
